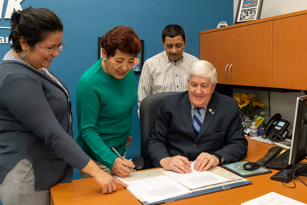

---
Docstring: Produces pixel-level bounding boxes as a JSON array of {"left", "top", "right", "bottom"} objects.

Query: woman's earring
[{"left": 21, "top": 51, "right": 28, "bottom": 60}]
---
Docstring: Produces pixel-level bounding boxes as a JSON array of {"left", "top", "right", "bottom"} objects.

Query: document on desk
[
  {"left": 116, "top": 167, "right": 251, "bottom": 205},
  {"left": 164, "top": 162, "right": 228, "bottom": 189},
  {"left": 124, "top": 175, "right": 191, "bottom": 204},
  {"left": 241, "top": 192, "right": 306, "bottom": 205}
]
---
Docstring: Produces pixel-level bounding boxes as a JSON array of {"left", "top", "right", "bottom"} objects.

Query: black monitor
[{"left": 289, "top": 95, "right": 307, "bottom": 165}]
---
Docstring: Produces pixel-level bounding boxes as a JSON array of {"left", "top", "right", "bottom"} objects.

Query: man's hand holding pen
[{"left": 160, "top": 156, "right": 192, "bottom": 174}]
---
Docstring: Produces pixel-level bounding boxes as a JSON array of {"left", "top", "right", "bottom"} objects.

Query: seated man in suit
[{"left": 146, "top": 60, "right": 248, "bottom": 173}]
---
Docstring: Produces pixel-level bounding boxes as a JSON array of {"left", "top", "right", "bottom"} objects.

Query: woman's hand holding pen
[
  {"left": 160, "top": 156, "right": 192, "bottom": 174},
  {"left": 112, "top": 157, "right": 135, "bottom": 177}
]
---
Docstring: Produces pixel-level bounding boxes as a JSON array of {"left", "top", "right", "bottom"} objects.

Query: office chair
[{"left": 132, "top": 92, "right": 178, "bottom": 170}]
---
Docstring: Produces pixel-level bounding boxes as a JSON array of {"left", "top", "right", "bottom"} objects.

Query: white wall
[
  {"left": 233, "top": 0, "right": 307, "bottom": 134},
  {"left": 234, "top": 0, "right": 307, "bottom": 20}
]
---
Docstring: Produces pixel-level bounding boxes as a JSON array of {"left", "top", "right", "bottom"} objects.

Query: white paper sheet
[
  {"left": 124, "top": 175, "right": 191, "bottom": 203},
  {"left": 241, "top": 192, "right": 307, "bottom": 205},
  {"left": 163, "top": 161, "right": 228, "bottom": 189}
]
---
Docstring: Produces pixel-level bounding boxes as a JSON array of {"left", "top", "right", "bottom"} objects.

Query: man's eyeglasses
[{"left": 38, "top": 43, "right": 65, "bottom": 54}]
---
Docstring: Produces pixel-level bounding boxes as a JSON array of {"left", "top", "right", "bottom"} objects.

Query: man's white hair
[{"left": 188, "top": 60, "right": 217, "bottom": 84}]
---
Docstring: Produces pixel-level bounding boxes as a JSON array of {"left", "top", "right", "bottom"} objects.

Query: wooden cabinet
[
  {"left": 200, "top": 29, "right": 231, "bottom": 84},
  {"left": 231, "top": 22, "right": 272, "bottom": 87},
  {"left": 200, "top": 10, "right": 307, "bottom": 90},
  {"left": 273, "top": 14, "right": 307, "bottom": 90},
  {"left": 201, "top": 22, "right": 272, "bottom": 87}
]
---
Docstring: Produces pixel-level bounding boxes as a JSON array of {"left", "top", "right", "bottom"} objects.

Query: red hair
[{"left": 101, "top": 26, "right": 142, "bottom": 58}]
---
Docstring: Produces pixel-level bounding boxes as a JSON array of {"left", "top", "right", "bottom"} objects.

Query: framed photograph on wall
[
  {"left": 133, "top": 40, "right": 144, "bottom": 73},
  {"left": 98, "top": 38, "right": 144, "bottom": 73},
  {"left": 235, "top": 0, "right": 263, "bottom": 24}
]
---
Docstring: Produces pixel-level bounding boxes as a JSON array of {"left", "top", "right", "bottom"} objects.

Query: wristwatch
[{"left": 213, "top": 154, "right": 222, "bottom": 165}]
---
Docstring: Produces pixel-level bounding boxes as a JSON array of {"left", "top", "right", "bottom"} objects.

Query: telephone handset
[
  {"left": 262, "top": 113, "right": 290, "bottom": 142},
  {"left": 263, "top": 113, "right": 282, "bottom": 135}
]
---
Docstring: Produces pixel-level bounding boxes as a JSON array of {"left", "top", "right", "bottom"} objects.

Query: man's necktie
[{"left": 192, "top": 107, "right": 202, "bottom": 137}]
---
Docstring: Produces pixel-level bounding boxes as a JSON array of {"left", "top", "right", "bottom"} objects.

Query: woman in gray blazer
[{"left": 0, "top": 7, "right": 126, "bottom": 205}]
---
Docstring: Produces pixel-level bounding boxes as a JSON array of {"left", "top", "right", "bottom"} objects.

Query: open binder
[{"left": 116, "top": 166, "right": 252, "bottom": 205}]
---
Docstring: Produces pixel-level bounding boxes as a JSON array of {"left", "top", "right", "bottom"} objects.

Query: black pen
[{"left": 112, "top": 147, "right": 136, "bottom": 172}]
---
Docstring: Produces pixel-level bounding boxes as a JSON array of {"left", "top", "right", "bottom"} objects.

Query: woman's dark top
[{"left": 0, "top": 51, "right": 90, "bottom": 190}]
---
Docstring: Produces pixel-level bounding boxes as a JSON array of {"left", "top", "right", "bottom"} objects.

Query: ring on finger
[{"left": 205, "top": 158, "right": 209, "bottom": 162}]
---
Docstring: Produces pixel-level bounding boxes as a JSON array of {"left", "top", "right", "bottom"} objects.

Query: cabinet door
[
  {"left": 273, "top": 14, "right": 307, "bottom": 90},
  {"left": 230, "top": 22, "right": 273, "bottom": 87},
  {"left": 200, "top": 30, "right": 231, "bottom": 84}
]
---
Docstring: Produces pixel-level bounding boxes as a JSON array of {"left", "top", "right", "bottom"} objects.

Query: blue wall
[{"left": 0, "top": 1, "right": 232, "bottom": 201}]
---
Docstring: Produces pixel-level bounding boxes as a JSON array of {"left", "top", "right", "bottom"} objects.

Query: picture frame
[
  {"left": 133, "top": 40, "right": 144, "bottom": 73},
  {"left": 98, "top": 38, "right": 144, "bottom": 73},
  {"left": 98, "top": 37, "right": 103, "bottom": 60},
  {"left": 235, "top": 0, "right": 264, "bottom": 24}
]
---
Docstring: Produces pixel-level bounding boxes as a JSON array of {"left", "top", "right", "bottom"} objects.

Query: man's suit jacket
[{"left": 146, "top": 91, "right": 248, "bottom": 167}]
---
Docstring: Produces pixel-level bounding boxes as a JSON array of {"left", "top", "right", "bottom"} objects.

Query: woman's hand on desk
[
  {"left": 112, "top": 157, "right": 135, "bottom": 177},
  {"left": 82, "top": 159, "right": 128, "bottom": 194},
  {"left": 93, "top": 169, "right": 128, "bottom": 194},
  {"left": 160, "top": 156, "right": 192, "bottom": 174},
  {"left": 194, "top": 153, "right": 219, "bottom": 171}
]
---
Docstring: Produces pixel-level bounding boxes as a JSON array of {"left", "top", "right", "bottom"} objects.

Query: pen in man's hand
[{"left": 112, "top": 147, "right": 136, "bottom": 171}]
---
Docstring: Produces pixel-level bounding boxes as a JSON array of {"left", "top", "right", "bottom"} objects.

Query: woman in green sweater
[{"left": 76, "top": 26, "right": 142, "bottom": 178}]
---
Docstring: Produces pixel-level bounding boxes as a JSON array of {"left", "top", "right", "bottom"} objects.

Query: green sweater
[{"left": 76, "top": 58, "right": 137, "bottom": 170}]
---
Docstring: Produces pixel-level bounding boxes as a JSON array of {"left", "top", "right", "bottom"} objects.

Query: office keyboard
[{"left": 265, "top": 149, "right": 290, "bottom": 169}]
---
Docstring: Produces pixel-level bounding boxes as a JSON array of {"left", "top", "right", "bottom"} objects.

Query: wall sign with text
[{"left": 0, "top": 0, "right": 24, "bottom": 44}]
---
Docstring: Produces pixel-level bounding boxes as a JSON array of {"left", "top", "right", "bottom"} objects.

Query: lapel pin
[
  {"left": 209, "top": 109, "right": 212, "bottom": 112},
  {"left": 212, "top": 112, "right": 214, "bottom": 114}
]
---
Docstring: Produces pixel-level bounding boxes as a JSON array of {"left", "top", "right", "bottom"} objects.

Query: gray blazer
[
  {"left": 146, "top": 91, "right": 248, "bottom": 167},
  {"left": 0, "top": 60, "right": 90, "bottom": 190}
]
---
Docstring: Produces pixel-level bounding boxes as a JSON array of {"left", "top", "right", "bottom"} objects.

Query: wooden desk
[{"left": 50, "top": 138, "right": 307, "bottom": 205}]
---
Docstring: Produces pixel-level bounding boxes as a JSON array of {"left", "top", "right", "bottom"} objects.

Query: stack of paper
[
  {"left": 116, "top": 163, "right": 251, "bottom": 204},
  {"left": 163, "top": 162, "right": 228, "bottom": 189},
  {"left": 124, "top": 175, "right": 191, "bottom": 204},
  {"left": 242, "top": 192, "right": 306, "bottom": 205}
]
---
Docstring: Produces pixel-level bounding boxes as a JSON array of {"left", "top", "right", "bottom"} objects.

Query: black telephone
[{"left": 262, "top": 113, "right": 290, "bottom": 142}]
